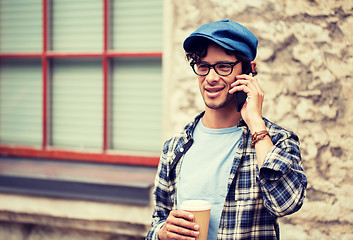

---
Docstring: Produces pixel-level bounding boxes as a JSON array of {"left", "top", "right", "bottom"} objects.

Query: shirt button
[{"left": 180, "top": 148, "right": 184, "bottom": 152}]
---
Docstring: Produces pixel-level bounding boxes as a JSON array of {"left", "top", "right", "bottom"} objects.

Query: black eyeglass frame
[{"left": 191, "top": 60, "right": 241, "bottom": 76}]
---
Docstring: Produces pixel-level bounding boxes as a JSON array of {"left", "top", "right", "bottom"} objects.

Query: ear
[{"left": 250, "top": 61, "right": 257, "bottom": 72}]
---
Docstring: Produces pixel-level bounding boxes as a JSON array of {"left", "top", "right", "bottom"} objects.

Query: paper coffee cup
[{"left": 180, "top": 200, "right": 211, "bottom": 240}]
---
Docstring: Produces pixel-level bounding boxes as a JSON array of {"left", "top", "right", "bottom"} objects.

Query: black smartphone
[{"left": 234, "top": 65, "right": 252, "bottom": 112}]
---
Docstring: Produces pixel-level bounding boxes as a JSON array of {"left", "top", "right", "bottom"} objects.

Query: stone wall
[
  {"left": 0, "top": 193, "right": 152, "bottom": 240},
  {"left": 164, "top": 0, "right": 353, "bottom": 239}
]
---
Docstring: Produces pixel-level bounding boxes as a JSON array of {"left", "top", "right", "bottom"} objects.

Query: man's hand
[
  {"left": 158, "top": 210, "right": 200, "bottom": 240},
  {"left": 230, "top": 72, "right": 273, "bottom": 168},
  {"left": 230, "top": 73, "right": 265, "bottom": 133}
]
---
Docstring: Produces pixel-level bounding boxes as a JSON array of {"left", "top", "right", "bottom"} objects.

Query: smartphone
[{"left": 234, "top": 65, "right": 252, "bottom": 112}]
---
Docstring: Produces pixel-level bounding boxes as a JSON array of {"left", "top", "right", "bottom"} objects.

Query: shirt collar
[
  {"left": 184, "top": 112, "right": 204, "bottom": 139},
  {"left": 186, "top": 111, "right": 249, "bottom": 136}
]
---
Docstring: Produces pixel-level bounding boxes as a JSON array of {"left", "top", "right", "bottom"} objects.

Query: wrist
[
  {"left": 247, "top": 118, "right": 266, "bottom": 134},
  {"left": 252, "top": 130, "right": 270, "bottom": 147}
]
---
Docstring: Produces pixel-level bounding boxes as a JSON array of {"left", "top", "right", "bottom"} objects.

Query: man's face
[{"left": 198, "top": 44, "right": 242, "bottom": 110}]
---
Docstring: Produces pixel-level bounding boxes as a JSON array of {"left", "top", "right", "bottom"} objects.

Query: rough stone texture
[
  {"left": 0, "top": 193, "right": 152, "bottom": 240},
  {"left": 165, "top": 0, "right": 353, "bottom": 239},
  {"left": 0, "top": 221, "right": 144, "bottom": 240}
]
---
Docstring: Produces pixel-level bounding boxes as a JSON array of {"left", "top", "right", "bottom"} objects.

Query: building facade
[{"left": 1, "top": 0, "right": 353, "bottom": 239}]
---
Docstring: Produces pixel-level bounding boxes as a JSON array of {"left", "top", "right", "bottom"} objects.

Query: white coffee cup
[{"left": 180, "top": 200, "right": 211, "bottom": 240}]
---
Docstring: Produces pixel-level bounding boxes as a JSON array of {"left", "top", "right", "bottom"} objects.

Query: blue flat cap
[{"left": 183, "top": 19, "right": 258, "bottom": 60}]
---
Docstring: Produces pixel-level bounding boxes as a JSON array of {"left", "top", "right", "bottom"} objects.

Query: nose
[{"left": 205, "top": 67, "right": 220, "bottom": 84}]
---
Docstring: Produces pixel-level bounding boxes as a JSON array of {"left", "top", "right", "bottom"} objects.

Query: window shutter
[
  {"left": 51, "top": 0, "right": 103, "bottom": 51},
  {"left": 111, "top": 0, "right": 163, "bottom": 51},
  {"left": 0, "top": 0, "right": 164, "bottom": 158},
  {"left": 0, "top": 59, "right": 42, "bottom": 145},
  {"left": 49, "top": 0, "right": 104, "bottom": 149},
  {"left": 0, "top": 0, "right": 42, "bottom": 52},
  {"left": 111, "top": 58, "right": 162, "bottom": 152},
  {"left": 110, "top": 0, "right": 163, "bottom": 152},
  {"left": 51, "top": 59, "right": 103, "bottom": 149}
]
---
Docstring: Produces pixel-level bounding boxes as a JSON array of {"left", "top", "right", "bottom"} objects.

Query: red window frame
[{"left": 0, "top": 0, "right": 160, "bottom": 167}]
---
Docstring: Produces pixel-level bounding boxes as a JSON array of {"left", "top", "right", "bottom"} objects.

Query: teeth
[{"left": 208, "top": 88, "right": 222, "bottom": 92}]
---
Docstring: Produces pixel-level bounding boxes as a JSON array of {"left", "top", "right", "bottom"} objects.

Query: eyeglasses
[{"left": 191, "top": 61, "right": 241, "bottom": 76}]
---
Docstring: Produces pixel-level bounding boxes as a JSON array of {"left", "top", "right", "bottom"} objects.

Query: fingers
[
  {"left": 229, "top": 73, "right": 263, "bottom": 98},
  {"left": 164, "top": 223, "right": 199, "bottom": 240},
  {"left": 242, "top": 73, "right": 262, "bottom": 93},
  {"left": 229, "top": 80, "right": 255, "bottom": 94},
  {"left": 229, "top": 73, "right": 264, "bottom": 118},
  {"left": 167, "top": 210, "right": 199, "bottom": 231},
  {"left": 230, "top": 74, "right": 265, "bottom": 127},
  {"left": 159, "top": 210, "right": 200, "bottom": 240}
]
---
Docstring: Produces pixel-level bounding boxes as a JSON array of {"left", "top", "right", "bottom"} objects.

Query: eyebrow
[{"left": 199, "top": 60, "right": 236, "bottom": 64}]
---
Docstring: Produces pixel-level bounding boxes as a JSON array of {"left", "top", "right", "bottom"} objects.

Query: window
[{"left": 0, "top": 0, "right": 162, "bottom": 166}]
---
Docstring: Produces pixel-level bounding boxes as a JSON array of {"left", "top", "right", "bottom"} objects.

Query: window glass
[
  {"left": 111, "top": 0, "right": 163, "bottom": 51},
  {"left": 0, "top": 59, "right": 42, "bottom": 145},
  {"left": 111, "top": 58, "right": 162, "bottom": 152},
  {"left": 51, "top": 59, "right": 103, "bottom": 149},
  {"left": 0, "top": 0, "right": 163, "bottom": 161},
  {"left": 51, "top": 0, "right": 103, "bottom": 51},
  {"left": 0, "top": 0, "right": 42, "bottom": 52}
]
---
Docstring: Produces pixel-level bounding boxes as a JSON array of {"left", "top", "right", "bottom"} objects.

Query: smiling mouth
[{"left": 206, "top": 87, "right": 225, "bottom": 93}]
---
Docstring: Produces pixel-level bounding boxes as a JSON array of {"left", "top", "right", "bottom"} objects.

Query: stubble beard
[{"left": 204, "top": 93, "right": 234, "bottom": 110}]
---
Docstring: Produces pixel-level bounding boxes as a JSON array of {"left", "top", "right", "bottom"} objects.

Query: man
[{"left": 146, "top": 19, "right": 307, "bottom": 240}]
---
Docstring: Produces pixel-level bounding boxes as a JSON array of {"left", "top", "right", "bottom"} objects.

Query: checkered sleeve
[
  {"left": 259, "top": 129, "right": 307, "bottom": 217},
  {"left": 146, "top": 139, "right": 174, "bottom": 240}
]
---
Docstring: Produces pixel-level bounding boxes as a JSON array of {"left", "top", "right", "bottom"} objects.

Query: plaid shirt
[{"left": 146, "top": 112, "right": 307, "bottom": 240}]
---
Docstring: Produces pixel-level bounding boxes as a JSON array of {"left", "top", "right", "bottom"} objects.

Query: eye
[
  {"left": 197, "top": 63, "right": 209, "bottom": 69},
  {"left": 196, "top": 64, "right": 210, "bottom": 73},
  {"left": 217, "top": 64, "right": 231, "bottom": 70},
  {"left": 216, "top": 64, "right": 232, "bottom": 74}
]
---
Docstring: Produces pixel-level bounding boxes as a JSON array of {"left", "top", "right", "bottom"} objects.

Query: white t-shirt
[{"left": 177, "top": 120, "right": 243, "bottom": 240}]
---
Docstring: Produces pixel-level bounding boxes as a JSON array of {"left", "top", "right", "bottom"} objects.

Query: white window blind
[
  {"left": 51, "top": 0, "right": 103, "bottom": 51},
  {"left": 0, "top": 0, "right": 42, "bottom": 52},
  {"left": 111, "top": 58, "right": 162, "bottom": 152},
  {"left": 0, "top": 0, "right": 163, "bottom": 156},
  {"left": 110, "top": 0, "right": 163, "bottom": 153},
  {"left": 0, "top": 59, "right": 42, "bottom": 145},
  {"left": 51, "top": 59, "right": 103, "bottom": 149},
  {"left": 111, "top": 0, "right": 163, "bottom": 51}
]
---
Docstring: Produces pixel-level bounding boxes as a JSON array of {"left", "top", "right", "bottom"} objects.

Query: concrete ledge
[
  {"left": 0, "top": 175, "right": 151, "bottom": 205},
  {"left": 0, "top": 220, "right": 145, "bottom": 240},
  {"left": 0, "top": 157, "right": 157, "bottom": 238},
  {"left": 0, "top": 211, "right": 148, "bottom": 237},
  {"left": 0, "top": 157, "right": 157, "bottom": 205},
  {"left": 0, "top": 192, "right": 154, "bottom": 238}
]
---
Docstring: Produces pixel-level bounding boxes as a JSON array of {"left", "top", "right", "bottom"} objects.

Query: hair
[{"left": 185, "top": 38, "right": 258, "bottom": 76}]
